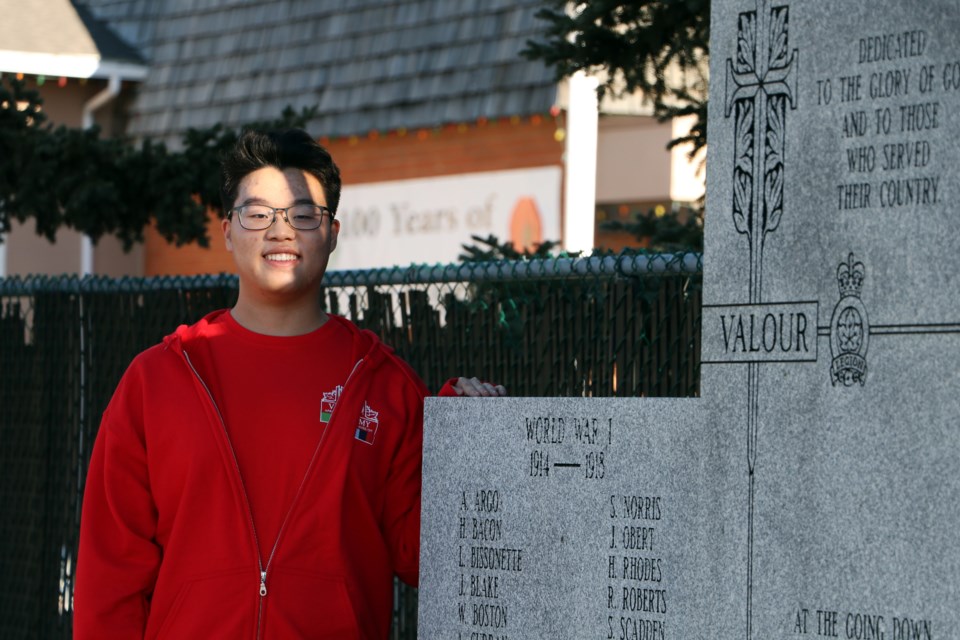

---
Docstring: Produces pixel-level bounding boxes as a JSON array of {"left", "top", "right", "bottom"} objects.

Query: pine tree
[
  {"left": 0, "top": 76, "right": 314, "bottom": 249},
  {"left": 523, "top": 0, "right": 710, "bottom": 156},
  {"left": 523, "top": 0, "right": 710, "bottom": 251}
]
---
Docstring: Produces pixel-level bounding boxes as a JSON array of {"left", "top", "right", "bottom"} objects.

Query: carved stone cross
[
  {"left": 725, "top": 0, "right": 799, "bottom": 304},
  {"left": 723, "top": 2, "right": 798, "bottom": 638}
]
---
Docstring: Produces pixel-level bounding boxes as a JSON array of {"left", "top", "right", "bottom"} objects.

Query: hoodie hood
[{"left": 162, "top": 309, "right": 391, "bottom": 373}]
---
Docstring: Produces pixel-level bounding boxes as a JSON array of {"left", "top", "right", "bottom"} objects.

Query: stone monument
[{"left": 419, "top": 1, "right": 960, "bottom": 637}]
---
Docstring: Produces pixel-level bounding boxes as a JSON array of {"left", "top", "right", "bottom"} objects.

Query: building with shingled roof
[
  {"left": 3, "top": 0, "right": 701, "bottom": 276},
  {"left": 0, "top": 0, "right": 147, "bottom": 276}
]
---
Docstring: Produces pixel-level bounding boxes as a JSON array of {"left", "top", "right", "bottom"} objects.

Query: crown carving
[{"left": 837, "top": 253, "right": 865, "bottom": 298}]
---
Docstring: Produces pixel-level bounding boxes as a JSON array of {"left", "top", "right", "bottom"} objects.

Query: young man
[{"left": 75, "top": 129, "right": 504, "bottom": 638}]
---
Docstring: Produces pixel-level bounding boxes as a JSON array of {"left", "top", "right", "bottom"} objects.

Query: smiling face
[{"left": 222, "top": 166, "right": 339, "bottom": 308}]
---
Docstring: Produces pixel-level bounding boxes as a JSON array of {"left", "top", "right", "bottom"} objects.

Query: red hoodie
[{"left": 75, "top": 311, "right": 453, "bottom": 639}]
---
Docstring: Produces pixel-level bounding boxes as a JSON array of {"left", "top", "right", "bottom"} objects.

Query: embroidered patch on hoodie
[
  {"left": 355, "top": 402, "right": 380, "bottom": 445},
  {"left": 320, "top": 386, "right": 343, "bottom": 423}
]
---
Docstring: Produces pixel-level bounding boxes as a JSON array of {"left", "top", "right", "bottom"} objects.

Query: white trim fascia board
[
  {"left": 0, "top": 50, "right": 147, "bottom": 81},
  {"left": 95, "top": 61, "right": 148, "bottom": 81}
]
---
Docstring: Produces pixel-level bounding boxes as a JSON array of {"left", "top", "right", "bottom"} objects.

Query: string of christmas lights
[
  {"left": 2, "top": 72, "right": 88, "bottom": 86},
  {"left": 320, "top": 105, "right": 566, "bottom": 146},
  {"left": 3, "top": 72, "right": 568, "bottom": 143}
]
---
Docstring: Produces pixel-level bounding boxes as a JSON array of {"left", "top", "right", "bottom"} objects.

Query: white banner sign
[{"left": 329, "top": 167, "right": 562, "bottom": 270}]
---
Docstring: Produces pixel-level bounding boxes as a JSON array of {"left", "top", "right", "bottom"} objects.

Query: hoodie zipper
[
  {"left": 261, "top": 358, "right": 365, "bottom": 574},
  {"left": 181, "top": 350, "right": 268, "bottom": 637},
  {"left": 182, "top": 349, "right": 366, "bottom": 639}
]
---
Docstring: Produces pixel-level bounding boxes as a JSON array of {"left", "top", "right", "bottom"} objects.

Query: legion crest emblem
[{"left": 829, "top": 253, "right": 869, "bottom": 387}]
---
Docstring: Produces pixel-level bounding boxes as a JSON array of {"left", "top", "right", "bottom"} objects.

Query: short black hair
[{"left": 220, "top": 128, "right": 342, "bottom": 215}]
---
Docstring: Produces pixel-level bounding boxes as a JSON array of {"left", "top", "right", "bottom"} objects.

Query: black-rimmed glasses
[{"left": 228, "top": 204, "right": 334, "bottom": 231}]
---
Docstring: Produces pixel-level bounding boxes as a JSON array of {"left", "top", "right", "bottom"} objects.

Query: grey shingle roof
[
  {"left": 81, "top": 0, "right": 559, "bottom": 146},
  {"left": 74, "top": 3, "right": 144, "bottom": 65}
]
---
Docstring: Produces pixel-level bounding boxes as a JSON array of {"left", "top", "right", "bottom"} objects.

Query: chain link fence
[{"left": 0, "top": 251, "right": 701, "bottom": 639}]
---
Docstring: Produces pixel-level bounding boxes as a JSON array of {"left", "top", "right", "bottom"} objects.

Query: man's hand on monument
[{"left": 452, "top": 377, "right": 507, "bottom": 397}]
